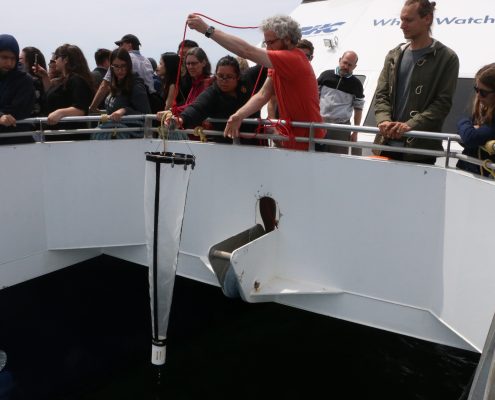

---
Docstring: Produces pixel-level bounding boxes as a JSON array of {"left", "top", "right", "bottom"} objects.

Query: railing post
[
  {"left": 308, "top": 123, "right": 315, "bottom": 152},
  {"left": 144, "top": 115, "right": 153, "bottom": 139},
  {"left": 39, "top": 118, "right": 45, "bottom": 143},
  {"left": 445, "top": 137, "right": 452, "bottom": 168}
]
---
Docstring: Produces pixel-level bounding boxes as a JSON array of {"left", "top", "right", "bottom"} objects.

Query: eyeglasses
[
  {"left": 216, "top": 74, "right": 237, "bottom": 81},
  {"left": 474, "top": 85, "right": 495, "bottom": 98},
  {"left": 262, "top": 38, "right": 281, "bottom": 47},
  {"left": 186, "top": 61, "right": 199, "bottom": 66},
  {"left": 111, "top": 63, "right": 127, "bottom": 70}
]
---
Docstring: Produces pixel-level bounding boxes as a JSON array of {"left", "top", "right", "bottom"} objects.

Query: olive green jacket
[{"left": 374, "top": 39, "right": 459, "bottom": 159}]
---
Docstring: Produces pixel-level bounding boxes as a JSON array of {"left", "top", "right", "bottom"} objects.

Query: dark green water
[{"left": 0, "top": 256, "right": 479, "bottom": 400}]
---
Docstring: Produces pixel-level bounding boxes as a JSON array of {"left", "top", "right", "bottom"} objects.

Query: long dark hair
[
  {"left": 109, "top": 48, "right": 134, "bottom": 96},
  {"left": 53, "top": 44, "right": 94, "bottom": 92},
  {"left": 473, "top": 63, "right": 495, "bottom": 126},
  {"left": 22, "top": 47, "right": 47, "bottom": 76},
  {"left": 160, "top": 52, "right": 180, "bottom": 96}
]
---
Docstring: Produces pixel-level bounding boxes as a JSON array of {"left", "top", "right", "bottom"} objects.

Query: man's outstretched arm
[{"left": 187, "top": 14, "right": 273, "bottom": 68}]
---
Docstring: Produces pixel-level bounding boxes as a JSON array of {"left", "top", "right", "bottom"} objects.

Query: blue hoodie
[
  {"left": 0, "top": 34, "right": 20, "bottom": 63},
  {"left": 0, "top": 34, "right": 35, "bottom": 143}
]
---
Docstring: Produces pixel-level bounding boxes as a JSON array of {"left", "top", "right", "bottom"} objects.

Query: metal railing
[{"left": 5, "top": 114, "right": 495, "bottom": 174}]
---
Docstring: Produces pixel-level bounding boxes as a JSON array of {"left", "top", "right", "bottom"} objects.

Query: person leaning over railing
[
  {"left": 44, "top": 44, "right": 94, "bottom": 140},
  {"left": 157, "top": 55, "right": 264, "bottom": 146},
  {"left": 92, "top": 48, "right": 151, "bottom": 140},
  {"left": 456, "top": 63, "right": 495, "bottom": 177},
  {"left": 0, "top": 34, "right": 35, "bottom": 145},
  {"left": 186, "top": 13, "right": 325, "bottom": 150}
]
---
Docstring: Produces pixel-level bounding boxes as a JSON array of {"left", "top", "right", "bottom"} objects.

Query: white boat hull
[{"left": 1, "top": 139, "right": 494, "bottom": 353}]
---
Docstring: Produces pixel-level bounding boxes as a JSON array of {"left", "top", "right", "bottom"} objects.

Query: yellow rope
[
  {"left": 193, "top": 126, "right": 207, "bottom": 142},
  {"left": 481, "top": 158, "right": 495, "bottom": 178},
  {"left": 478, "top": 146, "right": 495, "bottom": 178},
  {"left": 158, "top": 111, "right": 174, "bottom": 152}
]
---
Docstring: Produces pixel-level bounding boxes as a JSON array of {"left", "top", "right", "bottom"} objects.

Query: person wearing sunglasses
[
  {"left": 456, "top": 63, "right": 495, "bottom": 176},
  {"left": 163, "top": 55, "right": 264, "bottom": 145},
  {"left": 44, "top": 44, "right": 94, "bottom": 139}
]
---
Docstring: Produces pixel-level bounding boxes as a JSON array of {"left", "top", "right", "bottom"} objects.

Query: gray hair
[{"left": 261, "top": 15, "right": 302, "bottom": 45}]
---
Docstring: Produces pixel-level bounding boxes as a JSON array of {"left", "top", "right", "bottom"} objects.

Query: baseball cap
[{"left": 115, "top": 34, "right": 141, "bottom": 48}]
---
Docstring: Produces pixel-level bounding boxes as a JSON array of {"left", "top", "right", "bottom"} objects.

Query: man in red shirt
[{"left": 187, "top": 14, "right": 324, "bottom": 150}]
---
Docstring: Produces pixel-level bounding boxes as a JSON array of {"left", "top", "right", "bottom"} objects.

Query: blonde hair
[{"left": 236, "top": 57, "right": 249, "bottom": 73}]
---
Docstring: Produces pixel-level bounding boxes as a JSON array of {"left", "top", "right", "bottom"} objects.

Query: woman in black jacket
[
  {"left": 45, "top": 44, "right": 94, "bottom": 140},
  {"left": 178, "top": 55, "right": 263, "bottom": 145}
]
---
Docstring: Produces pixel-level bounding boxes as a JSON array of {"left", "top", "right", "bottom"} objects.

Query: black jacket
[
  {"left": 0, "top": 67, "right": 35, "bottom": 144},
  {"left": 180, "top": 79, "right": 262, "bottom": 145}
]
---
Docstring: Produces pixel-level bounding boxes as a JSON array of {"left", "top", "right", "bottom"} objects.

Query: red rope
[
  {"left": 252, "top": 117, "right": 294, "bottom": 147},
  {"left": 192, "top": 13, "right": 259, "bottom": 29},
  {"left": 168, "top": 13, "right": 267, "bottom": 139}
]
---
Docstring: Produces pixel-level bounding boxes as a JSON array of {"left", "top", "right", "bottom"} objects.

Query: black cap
[{"left": 115, "top": 34, "right": 141, "bottom": 48}]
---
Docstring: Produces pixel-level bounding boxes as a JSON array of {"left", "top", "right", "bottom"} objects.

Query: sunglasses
[{"left": 474, "top": 85, "right": 495, "bottom": 98}]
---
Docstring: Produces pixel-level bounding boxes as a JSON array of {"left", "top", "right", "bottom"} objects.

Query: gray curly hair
[{"left": 260, "top": 15, "right": 302, "bottom": 45}]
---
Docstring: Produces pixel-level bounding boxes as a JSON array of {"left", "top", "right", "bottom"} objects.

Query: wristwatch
[{"left": 205, "top": 26, "right": 215, "bottom": 38}]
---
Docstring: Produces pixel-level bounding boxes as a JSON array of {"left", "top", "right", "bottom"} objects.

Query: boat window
[{"left": 363, "top": 77, "right": 475, "bottom": 133}]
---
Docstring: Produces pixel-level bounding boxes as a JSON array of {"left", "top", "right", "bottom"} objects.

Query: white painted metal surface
[
  {"left": 1, "top": 139, "right": 494, "bottom": 353},
  {"left": 1, "top": 0, "right": 495, "bottom": 357}
]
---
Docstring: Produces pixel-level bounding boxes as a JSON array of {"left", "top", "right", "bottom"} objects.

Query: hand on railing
[
  {"left": 157, "top": 110, "right": 173, "bottom": 123},
  {"left": 0, "top": 114, "right": 16, "bottom": 127},
  {"left": 108, "top": 108, "right": 126, "bottom": 122},
  {"left": 224, "top": 113, "right": 242, "bottom": 138},
  {"left": 378, "top": 121, "right": 411, "bottom": 139},
  {"left": 46, "top": 110, "right": 65, "bottom": 125}
]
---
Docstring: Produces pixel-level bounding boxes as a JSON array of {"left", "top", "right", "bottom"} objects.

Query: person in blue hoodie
[{"left": 0, "top": 34, "right": 35, "bottom": 144}]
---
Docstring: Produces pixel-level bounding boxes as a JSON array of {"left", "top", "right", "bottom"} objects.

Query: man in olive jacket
[{"left": 374, "top": 0, "right": 459, "bottom": 164}]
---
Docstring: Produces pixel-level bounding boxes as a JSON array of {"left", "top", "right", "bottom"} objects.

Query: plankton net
[{"left": 144, "top": 151, "right": 195, "bottom": 366}]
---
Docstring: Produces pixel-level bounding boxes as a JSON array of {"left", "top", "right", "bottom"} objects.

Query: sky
[{"left": 3, "top": 0, "right": 302, "bottom": 69}]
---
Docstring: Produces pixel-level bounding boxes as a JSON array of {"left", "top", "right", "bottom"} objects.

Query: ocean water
[{"left": 0, "top": 256, "right": 479, "bottom": 400}]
